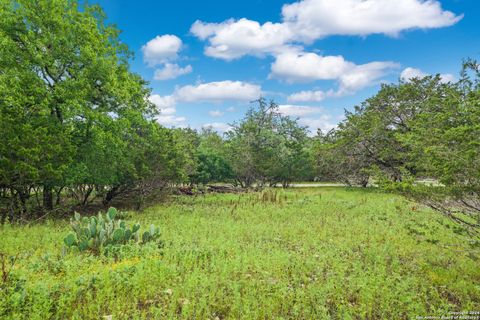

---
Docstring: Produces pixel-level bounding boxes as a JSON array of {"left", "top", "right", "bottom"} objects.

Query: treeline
[
  {"left": 314, "top": 60, "right": 480, "bottom": 236},
  {"left": 0, "top": 0, "right": 315, "bottom": 221},
  {"left": 0, "top": 0, "right": 181, "bottom": 220}
]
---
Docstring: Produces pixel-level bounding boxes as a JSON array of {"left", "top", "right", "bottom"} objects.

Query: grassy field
[{"left": 1, "top": 188, "right": 479, "bottom": 319}]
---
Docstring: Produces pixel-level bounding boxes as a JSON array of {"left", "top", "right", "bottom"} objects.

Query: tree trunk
[
  {"left": 103, "top": 185, "right": 120, "bottom": 206},
  {"left": 82, "top": 186, "right": 93, "bottom": 206},
  {"left": 55, "top": 186, "right": 64, "bottom": 206},
  {"left": 0, "top": 210, "right": 5, "bottom": 225},
  {"left": 9, "top": 190, "right": 17, "bottom": 222},
  {"left": 17, "top": 190, "right": 29, "bottom": 217},
  {"left": 43, "top": 185, "right": 53, "bottom": 210}
]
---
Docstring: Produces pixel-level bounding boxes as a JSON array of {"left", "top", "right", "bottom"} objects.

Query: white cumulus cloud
[
  {"left": 148, "top": 94, "right": 177, "bottom": 115},
  {"left": 277, "top": 105, "right": 324, "bottom": 117},
  {"left": 270, "top": 51, "right": 398, "bottom": 94},
  {"left": 298, "top": 116, "right": 337, "bottom": 135},
  {"left": 400, "top": 67, "right": 456, "bottom": 83},
  {"left": 174, "top": 80, "right": 261, "bottom": 102},
  {"left": 156, "top": 115, "right": 187, "bottom": 127},
  {"left": 287, "top": 90, "right": 330, "bottom": 102},
  {"left": 338, "top": 61, "right": 399, "bottom": 95},
  {"left": 149, "top": 94, "right": 186, "bottom": 127},
  {"left": 276, "top": 104, "right": 336, "bottom": 135},
  {"left": 150, "top": 81, "right": 262, "bottom": 115},
  {"left": 191, "top": 18, "right": 294, "bottom": 60},
  {"left": 142, "top": 35, "right": 183, "bottom": 66},
  {"left": 439, "top": 73, "right": 456, "bottom": 83},
  {"left": 282, "top": 0, "right": 462, "bottom": 41},
  {"left": 400, "top": 67, "right": 429, "bottom": 81},
  {"left": 154, "top": 63, "right": 192, "bottom": 80},
  {"left": 270, "top": 52, "right": 351, "bottom": 83},
  {"left": 191, "top": 0, "right": 461, "bottom": 60}
]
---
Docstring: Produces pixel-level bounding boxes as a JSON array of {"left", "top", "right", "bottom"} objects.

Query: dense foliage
[
  {"left": 0, "top": 0, "right": 188, "bottom": 220},
  {"left": 226, "top": 99, "right": 313, "bottom": 188},
  {"left": 312, "top": 60, "right": 480, "bottom": 236},
  {"left": 0, "top": 1, "right": 315, "bottom": 221}
]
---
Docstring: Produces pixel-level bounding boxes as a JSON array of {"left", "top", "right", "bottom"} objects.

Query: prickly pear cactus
[
  {"left": 63, "top": 207, "right": 161, "bottom": 254},
  {"left": 142, "top": 224, "right": 161, "bottom": 243}
]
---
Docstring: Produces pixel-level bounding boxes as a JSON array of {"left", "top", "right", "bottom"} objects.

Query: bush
[{"left": 63, "top": 207, "right": 161, "bottom": 254}]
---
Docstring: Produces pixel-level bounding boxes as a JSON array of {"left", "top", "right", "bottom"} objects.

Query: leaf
[
  {"left": 81, "top": 227, "right": 91, "bottom": 239},
  {"left": 64, "top": 233, "right": 76, "bottom": 247},
  {"left": 132, "top": 223, "right": 140, "bottom": 233},
  {"left": 124, "top": 229, "right": 132, "bottom": 241},
  {"left": 107, "top": 207, "right": 117, "bottom": 220},
  {"left": 142, "top": 231, "right": 150, "bottom": 243},
  {"left": 78, "top": 239, "right": 89, "bottom": 251},
  {"left": 90, "top": 223, "right": 97, "bottom": 237},
  {"left": 112, "top": 228, "right": 124, "bottom": 243},
  {"left": 99, "top": 229, "right": 106, "bottom": 243}
]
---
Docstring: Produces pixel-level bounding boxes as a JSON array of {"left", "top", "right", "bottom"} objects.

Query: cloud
[
  {"left": 190, "top": 19, "right": 294, "bottom": 60},
  {"left": 400, "top": 67, "right": 429, "bottom": 81},
  {"left": 190, "top": 20, "right": 221, "bottom": 40},
  {"left": 439, "top": 73, "right": 456, "bottom": 83},
  {"left": 202, "top": 122, "right": 233, "bottom": 133},
  {"left": 337, "top": 61, "right": 399, "bottom": 95},
  {"left": 277, "top": 105, "right": 324, "bottom": 117},
  {"left": 191, "top": 0, "right": 461, "bottom": 60},
  {"left": 142, "top": 35, "right": 183, "bottom": 66},
  {"left": 149, "top": 94, "right": 186, "bottom": 127},
  {"left": 282, "top": 0, "right": 462, "bottom": 42},
  {"left": 270, "top": 52, "right": 351, "bottom": 83},
  {"left": 276, "top": 104, "right": 336, "bottom": 135},
  {"left": 149, "top": 80, "right": 263, "bottom": 127},
  {"left": 174, "top": 80, "right": 261, "bottom": 102},
  {"left": 270, "top": 51, "right": 398, "bottom": 94},
  {"left": 298, "top": 116, "right": 337, "bottom": 134},
  {"left": 148, "top": 94, "right": 176, "bottom": 115},
  {"left": 209, "top": 110, "right": 224, "bottom": 117},
  {"left": 156, "top": 115, "right": 187, "bottom": 127},
  {"left": 287, "top": 90, "right": 330, "bottom": 102},
  {"left": 400, "top": 67, "right": 456, "bottom": 83},
  {"left": 150, "top": 80, "right": 262, "bottom": 124},
  {"left": 154, "top": 63, "right": 192, "bottom": 80}
]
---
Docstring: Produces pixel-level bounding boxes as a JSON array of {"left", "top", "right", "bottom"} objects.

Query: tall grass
[{"left": 1, "top": 188, "right": 479, "bottom": 319}]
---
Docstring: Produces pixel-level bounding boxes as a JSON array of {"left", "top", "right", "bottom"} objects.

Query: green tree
[
  {"left": 226, "top": 99, "right": 312, "bottom": 187},
  {"left": 395, "top": 60, "right": 480, "bottom": 236},
  {"left": 0, "top": 0, "right": 155, "bottom": 218},
  {"left": 190, "top": 128, "right": 234, "bottom": 185},
  {"left": 315, "top": 75, "right": 449, "bottom": 185}
]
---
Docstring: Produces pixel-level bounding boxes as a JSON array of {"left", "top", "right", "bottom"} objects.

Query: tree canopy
[{"left": 311, "top": 61, "right": 480, "bottom": 236}]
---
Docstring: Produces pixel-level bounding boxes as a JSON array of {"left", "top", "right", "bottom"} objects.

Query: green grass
[{"left": 1, "top": 188, "right": 479, "bottom": 319}]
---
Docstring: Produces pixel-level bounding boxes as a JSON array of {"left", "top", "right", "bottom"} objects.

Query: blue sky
[{"left": 94, "top": 0, "right": 479, "bottom": 134}]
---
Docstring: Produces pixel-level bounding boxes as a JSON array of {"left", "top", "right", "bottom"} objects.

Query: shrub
[{"left": 63, "top": 207, "right": 161, "bottom": 254}]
